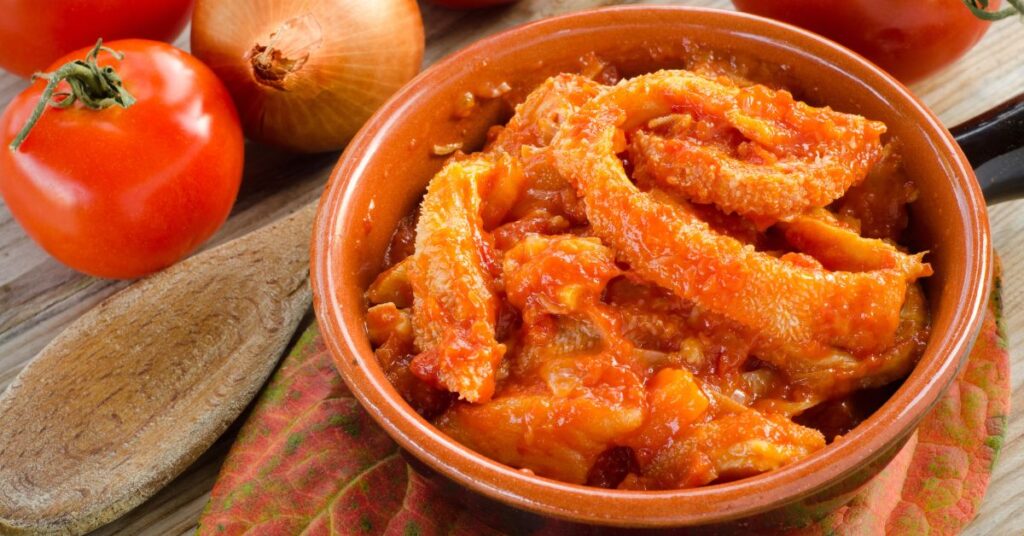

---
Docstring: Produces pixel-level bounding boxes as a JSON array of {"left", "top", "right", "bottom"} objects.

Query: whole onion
[{"left": 191, "top": 0, "right": 424, "bottom": 152}]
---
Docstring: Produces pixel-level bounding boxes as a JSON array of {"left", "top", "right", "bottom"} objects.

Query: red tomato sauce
[{"left": 364, "top": 55, "right": 930, "bottom": 490}]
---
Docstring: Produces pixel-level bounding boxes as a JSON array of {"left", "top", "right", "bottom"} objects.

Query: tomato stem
[
  {"left": 964, "top": 0, "right": 1024, "bottom": 20},
  {"left": 10, "top": 39, "right": 136, "bottom": 152}
]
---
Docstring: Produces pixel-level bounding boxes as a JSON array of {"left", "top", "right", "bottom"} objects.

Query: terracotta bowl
[{"left": 311, "top": 6, "right": 991, "bottom": 531}]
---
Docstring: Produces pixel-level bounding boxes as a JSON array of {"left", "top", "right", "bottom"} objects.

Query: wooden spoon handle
[{"left": 0, "top": 201, "right": 317, "bottom": 535}]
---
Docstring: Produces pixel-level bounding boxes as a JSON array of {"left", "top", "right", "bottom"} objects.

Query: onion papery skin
[
  {"left": 428, "top": 0, "right": 519, "bottom": 8},
  {"left": 191, "top": 0, "right": 425, "bottom": 153}
]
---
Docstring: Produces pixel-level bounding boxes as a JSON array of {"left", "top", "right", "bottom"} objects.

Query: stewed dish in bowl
[{"left": 312, "top": 6, "right": 990, "bottom": 530}]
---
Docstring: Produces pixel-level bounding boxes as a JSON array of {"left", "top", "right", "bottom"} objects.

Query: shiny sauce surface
[{"left": 364, "top": 51, "right": 931, "bottom": 490}]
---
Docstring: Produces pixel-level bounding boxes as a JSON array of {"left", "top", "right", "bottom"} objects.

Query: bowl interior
[{"left": 313, "top": 6, "right": 990, "bottom": 527}]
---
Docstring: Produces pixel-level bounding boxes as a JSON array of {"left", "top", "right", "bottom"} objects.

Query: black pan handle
[{"left": 950, "top": 94, "right": 1024, "bottom": 205}]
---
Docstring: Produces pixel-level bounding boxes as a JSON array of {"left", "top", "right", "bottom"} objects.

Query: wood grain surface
[
  {"left": 0, "top": 1, "right": 1021, "bottom": 534},
  {"left": 0, "top": 202, "right": 315, "bottom": 534}
]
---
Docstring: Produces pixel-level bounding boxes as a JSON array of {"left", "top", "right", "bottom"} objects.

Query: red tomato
[
  {"left": 0, "top": 40, "right": 244, "bottom": 279},
  {"left": 428, "top": 0, "right": 518, "bottom": 8},
  {"left": 0, "top": 0, "right": 193, "bottom": 77},
  {"left": 731, "top": 0, "right": 998, "bottom": 83}
]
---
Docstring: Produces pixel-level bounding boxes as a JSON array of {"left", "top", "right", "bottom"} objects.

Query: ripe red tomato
[
  {"left": 731, "top": 0, "right": 998, "bottom": 83},
  {"left": 0, "top": 0, "right": 193, "bottom": 77},
  {"left": 428, "top": 0, "right": 518, "bottom": 8},
  {"left": 0, "top": 39, "right": 244, "bottom": 279}
]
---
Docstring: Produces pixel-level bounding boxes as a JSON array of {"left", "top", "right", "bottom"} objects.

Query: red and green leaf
[
  {"left": 790, "top": 264, "right": 1010, "bottom": 536},
  {"left": 199, "top": 324, "right": 499, "bottom": 536},
  {"left": 884, "top": 265, "right": 1009, "bottom": 535},
  {"left": 198, "top": 325, "right": 404, "bottom": 534}
]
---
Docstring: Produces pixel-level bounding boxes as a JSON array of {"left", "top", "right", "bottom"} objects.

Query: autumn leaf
[
  {"left": 198, "top": 325, "right": 402, "bottom": 534},
  {"left": 198, "top": 324, "right": 499, "bottom": 536},
  {"left": 788, "top": 264, "right": 1010, "bottom": 536},
  {"left": 884, "top": 265, "right": 1010, "bottom": 535},
  {"left": 382, "top": 469, "right": 503, "bottom": 535}
]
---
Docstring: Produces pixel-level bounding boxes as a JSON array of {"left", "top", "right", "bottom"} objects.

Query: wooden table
[{"left": 1, "top": 1, "right": 1021, "bottom": 534}]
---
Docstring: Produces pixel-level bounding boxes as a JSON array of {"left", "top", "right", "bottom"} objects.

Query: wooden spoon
[{"left": 0, "top": 202, "right": 316, "bottom": 535}]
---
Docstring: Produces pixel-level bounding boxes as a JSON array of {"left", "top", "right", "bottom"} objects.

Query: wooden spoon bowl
[{"left": 0, "top": 203, "right": 315, "bottom": 535}]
